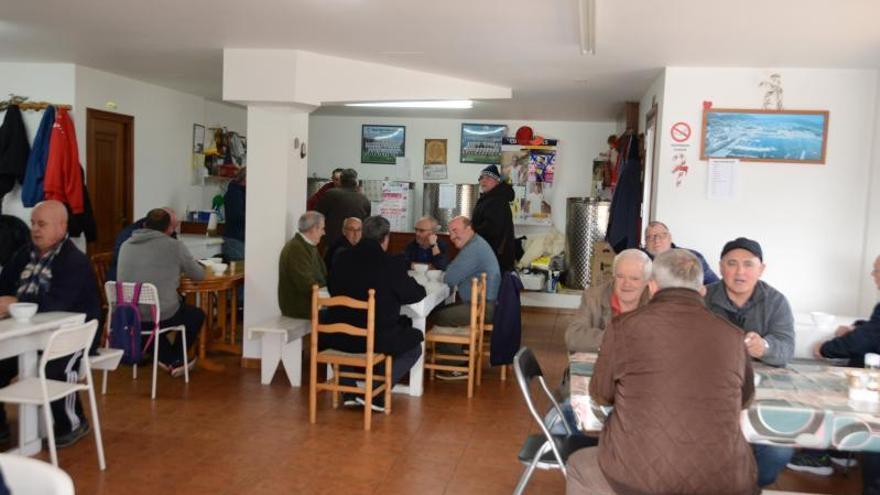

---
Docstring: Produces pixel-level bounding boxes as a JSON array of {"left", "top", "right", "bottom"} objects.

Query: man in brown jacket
[{"left": 567, "top": 249, "right": 758, "bottom": 495}]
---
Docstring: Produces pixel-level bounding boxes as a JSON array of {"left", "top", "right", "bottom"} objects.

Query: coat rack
[{"left": 0, "top": 94, "right": 72, "bottom": 112}]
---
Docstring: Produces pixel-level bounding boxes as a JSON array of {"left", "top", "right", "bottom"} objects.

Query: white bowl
[
  {"left": 810, "top": 311, "right": 836, "bottom": 327},
  {"left": 426, "top": 269, "right": 443, "bottom": 282},
  {"left": 412, "top": 263, "right": 429, "bottom": 273},
  {"left": 9, "top": 302, "right": 38, "bottom": 322},
  {"left": 211, "top": 263, "right": 228, "bottom": 275},
  {"left": 209, "top": 257, "right": 223, "bottom": 264}
]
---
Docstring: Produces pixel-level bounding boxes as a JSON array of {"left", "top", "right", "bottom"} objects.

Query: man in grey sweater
[
  {"left": 704, "top": 236, "right": 795, "bottom": 488},
  {"left": 431, "top": 216, "right": 500, "bottom": 327},
  {"left": 117, "top": 209, "right": 205, "bottom": 375}
]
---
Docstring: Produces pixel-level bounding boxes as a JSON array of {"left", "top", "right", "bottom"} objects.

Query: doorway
[
  {"left": 86, "top": 109, "right": 134, "bottom": 255},
  {"left": 642, "top": 103, "right": 659, "bottom": 226}
]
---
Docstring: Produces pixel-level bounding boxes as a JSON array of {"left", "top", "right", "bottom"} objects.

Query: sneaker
[
  {"left": 830, "top": 455, "right": 858, "bottom": 468},
  {"left": 787, "top": 451, "right": 833, "bottom": 476},
  {"left": 342, "top": 394, "right": 359, "bottom": 407},
  {"left": 354, "top": 396, "right": 385, "bottom": 413},
  {"left": 170, "top": 357, "right": 197, "bottom": 378},
  {"left": 436, "top": 370, "right": 468, "bottom": 381},
  {"left": 55, "top": 421, "right": 90, "bottom": 449}
]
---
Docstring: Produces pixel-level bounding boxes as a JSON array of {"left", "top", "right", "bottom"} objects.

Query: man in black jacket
[
  {"left": 0, "top": 200, "right": 101, "bottom": 447},
  {"left": 316, "top": 168, "right": 371, "bottom": 245},
  {"left": 323, "top": 215, "right": 426, "bottom": 410},
  {"left": 471, "top": 165, "right": 516, "bottom": 272}
]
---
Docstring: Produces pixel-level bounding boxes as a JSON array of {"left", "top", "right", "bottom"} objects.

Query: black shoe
[
  {"left": 54, "top": 421, "right": 90, "bottom": 449},
  {"left": 342, "top": 393, "right": 359, "bottom": 407}
]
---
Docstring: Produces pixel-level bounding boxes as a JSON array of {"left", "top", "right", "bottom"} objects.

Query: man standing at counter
[
  {"left": 704, "top": 236, "right": 795, "bottom": 487},
  {"left": 316, "top": 168, "right": 370, "bottom": 246},
  {"left": 471, "top": 165, "right": 516, "bottom": 272}
]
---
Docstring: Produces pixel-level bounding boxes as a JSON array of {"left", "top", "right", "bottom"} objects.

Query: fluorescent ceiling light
[
  {"left": 579, "top": 0, "right": 596, "bottom": 55},
  {"left": 345, "top": 100, "right": 473, "bottom": 109}
]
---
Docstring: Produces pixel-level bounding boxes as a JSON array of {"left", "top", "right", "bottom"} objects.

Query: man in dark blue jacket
[
  {"left": 642, "top": 221, "right": 719, "bottom": 285},
  {"left": 0, "top": 200, "right": 101, "bottom": 447},
  {"left": 402, "top": 216, "right": 448, "bottom": 270}
]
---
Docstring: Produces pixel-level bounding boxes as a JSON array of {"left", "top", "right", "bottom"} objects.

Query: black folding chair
[{"left": 512, "top": 347, "right": 596, "bottom": 495}]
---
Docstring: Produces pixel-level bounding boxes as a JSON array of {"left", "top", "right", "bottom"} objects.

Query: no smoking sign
[{"left": 670, "top": 122, "right": 691, "bottom": 143}]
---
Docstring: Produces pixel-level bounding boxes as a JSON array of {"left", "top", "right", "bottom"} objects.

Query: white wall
[
  {"left": 0, "top": 63, "right": 246, "bottom": 233},
  {"left": 653, "top": 67, "right": 878, "bottom": 315},
  {"left": 0, "top": 63, "right": 76, "bottom": 224},
  {"left": 307, "top": 115, "right": 616, "bottom": 233},
  {"left": 860, "top": 79, "right": 880, "bottom": 313}
]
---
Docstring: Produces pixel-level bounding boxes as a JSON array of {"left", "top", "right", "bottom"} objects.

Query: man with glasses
[
  {"left": 403, "top": 216, "right": 448, "bottom": 270},
  {"left": 642, "top": 221, "right": 719, "bottom": 285},
  {"left": 704, "top": 236, "right": 795, "bottom": 488},
  {"left": 324, "top": 217, "right": 362, "bottom": 273}
]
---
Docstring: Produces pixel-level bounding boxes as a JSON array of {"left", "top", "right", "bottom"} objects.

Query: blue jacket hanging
[
  {"left": 490, "top": 271, "right": 524, "bottom": 365},
  {"left": 21, "top": 105, "right": 55, "bottom": 207},
  {"left": 606, "top": 133, "right": 642, "bottom": 252}
]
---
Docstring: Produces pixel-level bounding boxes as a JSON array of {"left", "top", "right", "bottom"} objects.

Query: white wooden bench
[{"left": 247, "top": 316, "right": 311, "bottom": 387}]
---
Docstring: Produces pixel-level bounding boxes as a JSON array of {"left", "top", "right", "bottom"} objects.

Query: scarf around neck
[{"left": 16, "top": 237, "right": 67, "bottom": 301}]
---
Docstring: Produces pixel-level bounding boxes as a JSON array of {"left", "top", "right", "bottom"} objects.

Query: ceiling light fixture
[
  {"left": 344, "top": 100, "right": 473, "bottom": 109},
  {"left": 578, "top": 0, "right": 597, "bottom": 55}
]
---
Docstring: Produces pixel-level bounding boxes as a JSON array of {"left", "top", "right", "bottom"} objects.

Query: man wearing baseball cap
[
  {"left": 471, "top": 164, "right": 516, "bottom": 272},
  {"left": 704, "top": 236, "right": 795, "bottom": 488}
]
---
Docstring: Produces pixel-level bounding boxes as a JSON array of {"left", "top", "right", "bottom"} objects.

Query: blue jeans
[
  {"left": 752, "top": 444, "right": 794, "bottom": 487},
  {"left": 222, "top": 237, "right": 245, "bottom": 261}
]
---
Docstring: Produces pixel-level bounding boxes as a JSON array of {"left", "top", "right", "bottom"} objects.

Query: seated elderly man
[
  {"left": 0, "top": 200, "right": 101, "bottom": 447},
  {"left": 403, "top": 216, "right": 448, "bottom": 270},
  {"left": 324, "top": 217, "right": 362, "bottom": 273},
  {"left": 431, "top": 216, "right": 500, "bottom": 327},
  {"left": 704, "top": 236, "right": 795, "bottom": 487},
  {"left": 642, "top": 220, "right": 719, "bottom": 285},
  {"left": 118, "top": 208, "right": 205, "bottom": 376},
  {"left": 278, "top": 211, "right": 327, "bottom": 319},
  {"left": 323, "top": 216, "right": 426, "bottom": 411},
  {"left": 565, "top": 249, "right": 652, "bottom": 352},
  {"left": 567, "top": 249, "right": 757, "bottom": 495}
]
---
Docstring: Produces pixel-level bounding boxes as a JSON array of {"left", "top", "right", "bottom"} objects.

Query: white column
[{"left": 242, "top": 104, "right": 312, "bottom": 358}]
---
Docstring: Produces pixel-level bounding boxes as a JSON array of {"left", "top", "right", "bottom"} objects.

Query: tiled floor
[{"left": 11, "top": 310, "right": 865, "bottom": 494}]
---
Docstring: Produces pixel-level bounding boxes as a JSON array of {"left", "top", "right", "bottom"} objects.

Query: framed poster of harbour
[
  {"left": 700, "top": 108, "right": 829, "bottom": 164},
  {"left": 362, "top": 125, "right": 406, "bottom": 164},
  {"left": 460, "top": 123, "right": 506, "bottom": 164}
]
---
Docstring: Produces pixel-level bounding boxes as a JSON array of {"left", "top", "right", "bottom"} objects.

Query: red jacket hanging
[{"left": 44, "top": 108, "right": 84, "bottom": 214}]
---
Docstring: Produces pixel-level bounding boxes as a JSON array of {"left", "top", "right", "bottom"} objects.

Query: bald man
[
  {"left": 0, "top": 200, "right": 101, "bottom": 447},
  {"left": 324, "top": 217, "right": 362, "bottom": 273}
]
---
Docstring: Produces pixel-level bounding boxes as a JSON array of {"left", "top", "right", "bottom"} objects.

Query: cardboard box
[{"left": 590, "top": 241, "right": 615, "bottom": 287}]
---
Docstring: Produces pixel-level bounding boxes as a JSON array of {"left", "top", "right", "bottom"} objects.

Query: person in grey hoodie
[{"left": 117, "top": 208, "right": 205, "bottom": 374}]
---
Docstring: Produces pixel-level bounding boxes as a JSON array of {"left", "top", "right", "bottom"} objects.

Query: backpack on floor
[{"left": 108, "top": 283, "right": 153, "bottom": 365}]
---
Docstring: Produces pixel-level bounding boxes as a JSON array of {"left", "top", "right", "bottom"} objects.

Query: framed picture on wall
[
  {"left": 361, "top": 125, "right": 406, "bottom": 164},
  {"left": 461, "top": 123, "right": 506, "bottom": 164},
  {"left": 700, "top": 108, "right": 829, "bottom": 164},
  {"left": 423, "top": 139, "right": 448, "bottom": 180},
  {"left": 192, "top": 124, "right": 205, "bottom": 153}
]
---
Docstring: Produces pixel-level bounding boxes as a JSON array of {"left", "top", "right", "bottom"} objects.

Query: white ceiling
[{"left": 1, "top": 0, "right": 878, "bottom": 121}]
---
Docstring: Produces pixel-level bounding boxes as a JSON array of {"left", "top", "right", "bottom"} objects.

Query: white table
[
  {"left": 320, "top": 282, "right": 451, "bottom": 397},
  {"left": 792, "top": 312, "right": 860, "bottom": 359},
  {"left": 0, "top": 312, "right": 86, "bottom": 456}
]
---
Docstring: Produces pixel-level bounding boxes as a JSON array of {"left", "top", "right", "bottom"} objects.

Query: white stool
[{"left": 248, "top": 316, "right": 311, "bottom": 386}]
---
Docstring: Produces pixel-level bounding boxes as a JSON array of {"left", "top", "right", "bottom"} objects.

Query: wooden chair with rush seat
[
  {"left": 425, "top": 275, "right": 485, "bottom": 398},
  {"left": 308, "top": 285, "right": 391, "bottom": 431},
  {"left": 476, "top": 272, "right": 508, "bottom": 384}
]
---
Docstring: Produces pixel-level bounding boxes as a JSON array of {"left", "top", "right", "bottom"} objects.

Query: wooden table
[
  {"left": 0, "top": 312, "right": 86, "bottom": 456},
  {"left": 180, "top": 262, "right": 244, "bottom": 371}
]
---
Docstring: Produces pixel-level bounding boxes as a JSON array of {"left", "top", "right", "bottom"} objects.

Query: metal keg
[
  {"left": 422, "top": 183, "right": 479, "bottom": 232},
  {"left": 565, "top": 198, "right": 611, "bottom": 290}
]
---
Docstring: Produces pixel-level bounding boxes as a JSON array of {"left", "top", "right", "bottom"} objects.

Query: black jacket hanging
[
  {"left": 66, "top": 179, "right": 98, "bottom": 242},
  {"left": 605, "top": 133, "right": 642, "bottom": 252},
  {"left": 0, "top": 105, "right": 31, "bottom": 206}
]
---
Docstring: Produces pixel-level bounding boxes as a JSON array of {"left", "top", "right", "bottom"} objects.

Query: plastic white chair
[
  {"left": 105, "top": 281, "right": 189, "bottom": 400},
  {"left": 0, "top": 320, "right": 106, "bottom": 470},
  {"left": 0, "top": 453, "right": 74, "bottom": 494}
]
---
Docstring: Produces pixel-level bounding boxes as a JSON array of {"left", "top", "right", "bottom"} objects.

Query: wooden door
[{"left": 86, "top": 109, "right": 134, "bottom": 254}]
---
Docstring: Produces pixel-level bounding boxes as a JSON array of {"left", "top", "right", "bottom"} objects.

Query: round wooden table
[{"left": 179, "top": 262, "right": 244, "bottom": 371}]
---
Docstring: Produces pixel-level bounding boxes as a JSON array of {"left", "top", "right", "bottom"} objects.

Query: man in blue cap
[{"left": 471, "top": 164, "right": 516, "bottom": 272}]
